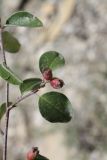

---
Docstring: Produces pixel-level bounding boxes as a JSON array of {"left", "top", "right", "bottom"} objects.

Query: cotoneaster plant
[{"left": 0, "top": 11, "right": 73, "bottom": 160}]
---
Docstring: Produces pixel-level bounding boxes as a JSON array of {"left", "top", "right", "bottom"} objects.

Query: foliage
[{"left": 0, "top": 11, "right": 73, "bottom": 160}]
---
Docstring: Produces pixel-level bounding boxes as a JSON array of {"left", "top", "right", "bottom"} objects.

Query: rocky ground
[{"left": 0, "top": 0, "right": 107, "bottom": 160}]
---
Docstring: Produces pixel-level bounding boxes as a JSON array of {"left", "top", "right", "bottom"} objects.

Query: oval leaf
[
  {"left": 20, "top": 78, "right": 43, "bottom": 94},
  {"left": 5, "top": 11, "right": 43, "bottom": 27},
  {"left": 0, "top": 64, "right": 22, "bottom": 85},
  {"left": 39, "top": 51, "right": 65, "bottom": 73},
  {"left": 36, "top": 154, "right": 49, "bottom": 160},
  {"left": 0, "top": 102, "right": 12, "bottom": 120},
  {"left": 39, "top": 92, "right": 72, "bottom": 123},
  {"left": 2, "top": 31, "right": 20, "bottom": 53}
]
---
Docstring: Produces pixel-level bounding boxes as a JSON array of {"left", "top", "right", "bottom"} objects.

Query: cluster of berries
[{"left": 42, "top": 68, "right": 64, "bottom": 89}]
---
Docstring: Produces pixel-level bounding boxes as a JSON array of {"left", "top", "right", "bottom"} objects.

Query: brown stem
[
  {"left": 0, "top": 18, "right": 9, "bottom": 160},
  {"left": 3, "top": 109, "right": 10, "bottom": 160},
  {"left": 0, "top": 20, "right": 7, "bottom": 65},
  {"left": 9, "top": 81, "right": 46, "bottom": 111},
  {"left": 9, "top": 90, "right": 38, "bottom": 111}
]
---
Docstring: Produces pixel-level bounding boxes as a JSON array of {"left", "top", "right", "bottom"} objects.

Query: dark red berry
[
  {"left": 50, "top": 77, "right": 64, "bottom": 89},
  {"left": 42, "top": 68, "right": 53, "bottom": 80},
  {"left": 27, "top": 147, "right": 39, "bottom": 160}
]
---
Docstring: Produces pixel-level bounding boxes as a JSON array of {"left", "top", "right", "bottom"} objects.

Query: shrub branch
[{"left": 0, "top": 18, "right": 10, "bottom": 160}]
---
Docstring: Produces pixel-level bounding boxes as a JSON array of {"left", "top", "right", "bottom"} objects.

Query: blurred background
[{"left": 0, "top": 0, "right": 107, "bottom": 160}]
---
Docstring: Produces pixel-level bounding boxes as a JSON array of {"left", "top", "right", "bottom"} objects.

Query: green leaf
[
  {"left": 39, "top": 51, "right": 65, "bottom": 73},
  {"left": 2, "top": 31, "right": 20, "bottom": 53},
  {"left": 36, "top": 154, "right": 49, "bottom": 160},
  {"left": 20, "top": 78, "right": 43, "bottom": 94},
  {"left": 5, "top": 11, "right": 43, "bottom": 27},
  {"left": 0, "top": 102, "right": 12, "bottom": 120},
  {"left": 39, "top": 92, "right": 72, "bottom": 123},
  {"left": 0, "top": 64, "right": 22, "bottom": 85}
]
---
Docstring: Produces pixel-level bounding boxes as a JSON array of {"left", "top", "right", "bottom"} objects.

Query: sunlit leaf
[
  {"left": 39, "top": 51, "right": 65, "bottom": 73},
  {"left": 5, "top": 11, "right": 43, "bottom": 27},
  {"left": 0, "top": 64, "right": 22, "bottom": 85}
]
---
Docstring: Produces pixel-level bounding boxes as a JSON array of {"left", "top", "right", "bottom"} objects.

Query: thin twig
[
  {"left": 3, "top": 109, "right": 9, "bottom": 160},
  {"left": 0, "top": 18, "right": 9, "bottom": 160},
  {"left": 9, "top": 81, "right": 46, "bottom": 111},
  {"left": 3, "top": 83, "right": 9, "bottom": 160},
  {"left": 0, "top": 21, "right": 7, "bottom": 65},
  {"left": 9, "top": 90, "right": 38, "bottom": 111}
]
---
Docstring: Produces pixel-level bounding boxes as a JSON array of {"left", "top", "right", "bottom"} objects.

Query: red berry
[
  {"left": 27, "top": 147, "right": 39, "bottom": 160},
  {"left": 50, "top": 78, "right": 64, "bottom": 89},
  {"left": 42, "top": 68, "right": 53, "bottom": 80}
]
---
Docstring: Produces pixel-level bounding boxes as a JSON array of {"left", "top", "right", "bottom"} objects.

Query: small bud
[
  {"left": 27, "top": 147, "right": 39, "bottom": 160},
  {"left": 42, "top": 68, "right": 53, "bottom": 81},
  {"left": 50, "top": 77, "right": 64, "bottom": 89}
]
